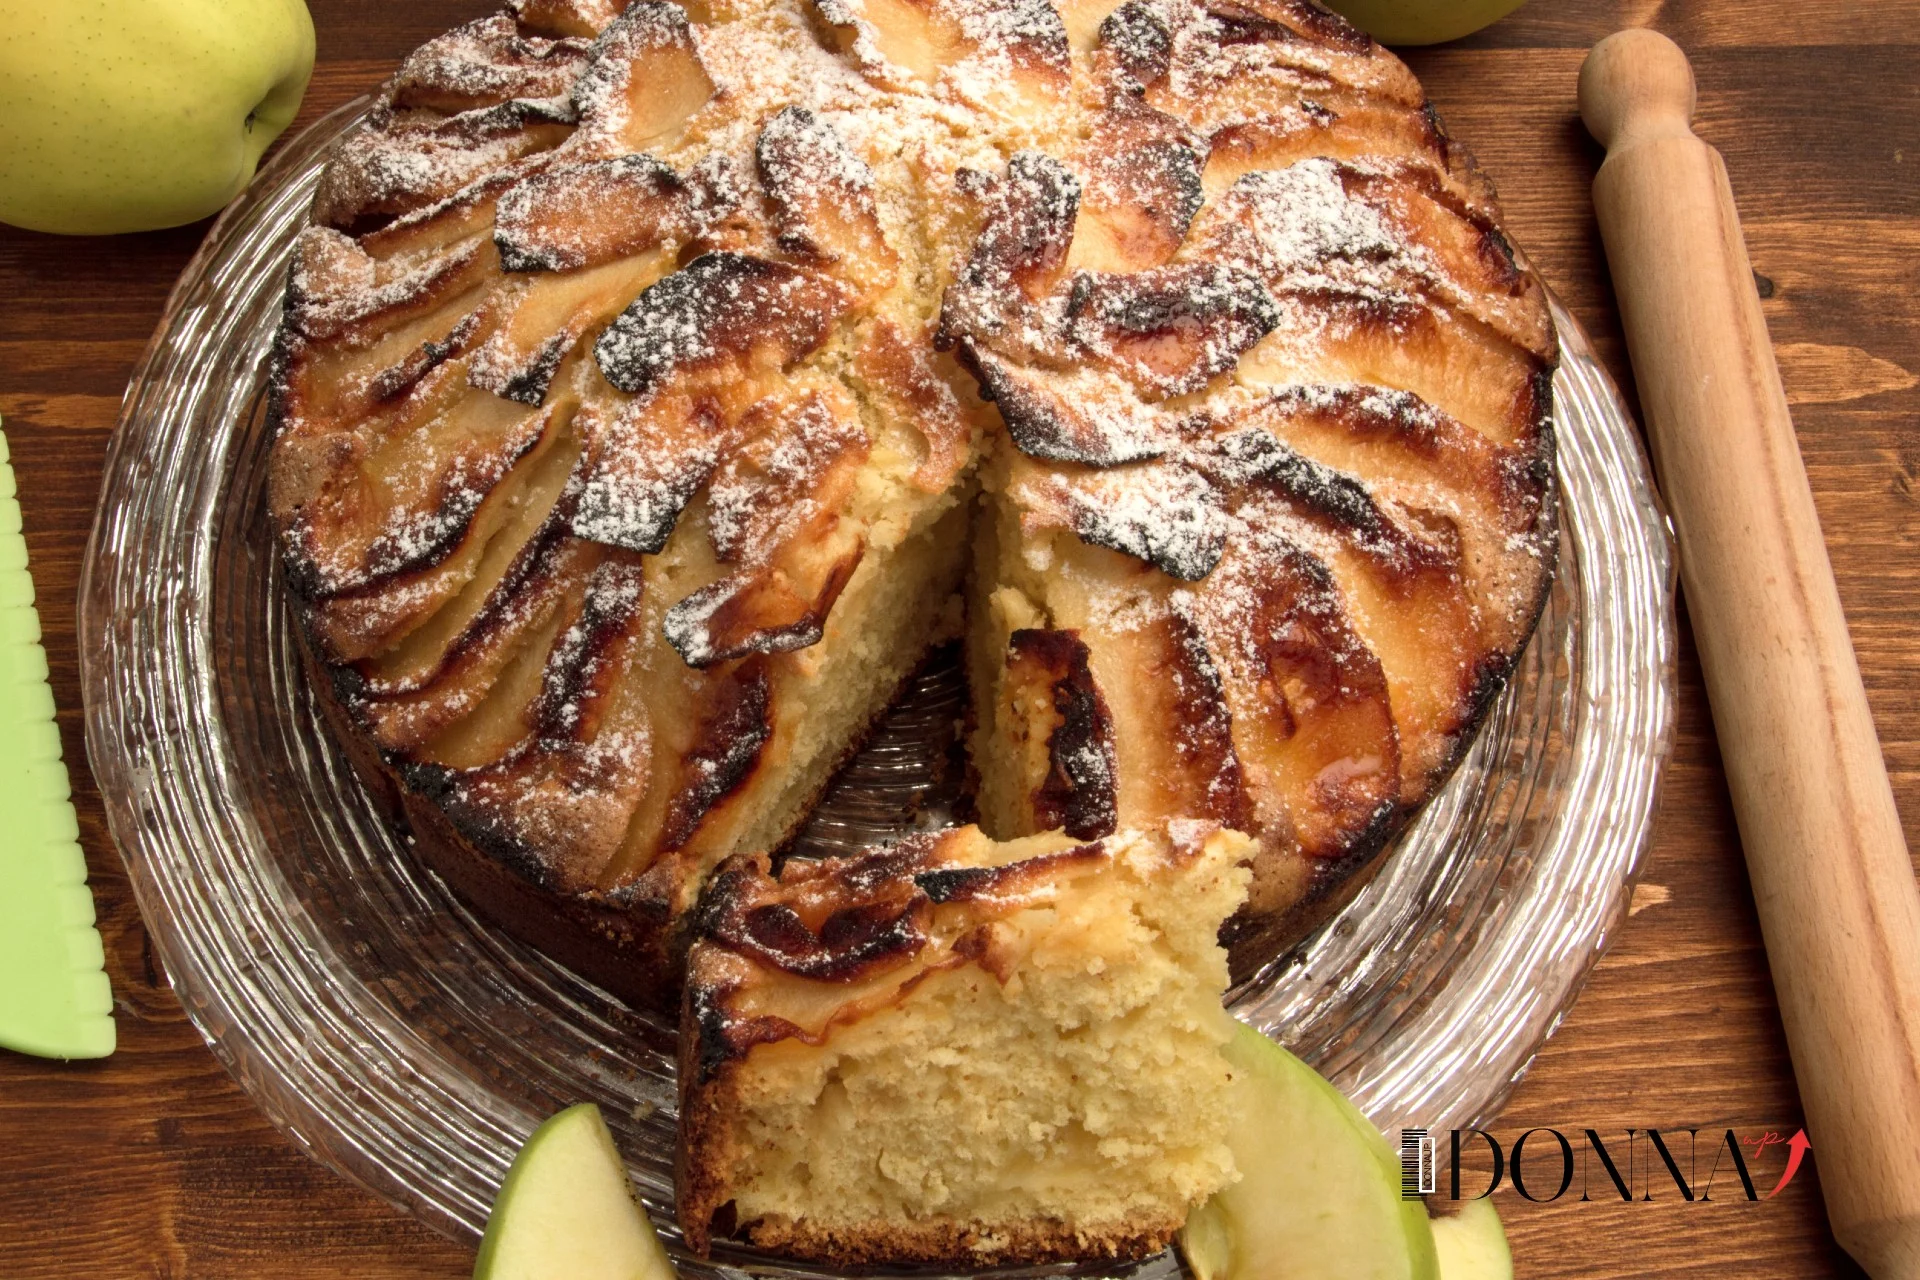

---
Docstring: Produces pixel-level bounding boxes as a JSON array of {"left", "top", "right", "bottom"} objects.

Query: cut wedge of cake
[{"left": 676, "top": 821, "right": 1251, "bottom": 1265}]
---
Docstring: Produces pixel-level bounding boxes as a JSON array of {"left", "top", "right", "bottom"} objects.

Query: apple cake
[
  {"left": 267, "top": 0, "right": 1555, "bottom": 1007},
  {"left": 677, "top": 820, "right": 1251, "bottom": 1265}
]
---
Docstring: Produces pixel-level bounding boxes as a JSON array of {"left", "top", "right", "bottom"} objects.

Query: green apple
[
  {"left": 0, "top": 0, "right": 315, "bottom": 235},
  {"left": 1316, "top": 0, "right": 1531, "bottom": 46},
  {"left": 474, "top": 1103, "right": 679, "bottom": 1280},
  {"left": 1430, "top": 1197, "right": 1512, "bottom": 1280},
  {"left": 1180, "top": 1021, "right": 1440, "bottom": 1280}
]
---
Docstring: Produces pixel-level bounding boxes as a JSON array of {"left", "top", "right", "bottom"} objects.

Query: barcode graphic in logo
[{"left": 1400, "top": 1127, "right": 1435, "bottom": 1198}]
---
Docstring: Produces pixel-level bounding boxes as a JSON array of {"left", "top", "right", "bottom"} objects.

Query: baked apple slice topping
[
  {"left": 508, "top": 0, "right": 630, "bottom": 38},
  {"left": 284, "top": 370, "right": 554, "bottom": 598},
  {"left": 1202, "top": 99, "right": 1497, "bottom": 217},
  {"left": 566, "top": 2, "right": 715, "bottom": 157},
  {"left": 469, "top": 253, "right": 669, "bottom": 404},
  {"left": 665, "top": 389, "right": 872, "bottom": 668},
  {"left": 570, "top": 394, "right": 729, "bottom": 555},
  {"left": 812, "top": 0, "right": 1070, "bottom": 110},
  {"left": 1062, "top": 262, "right": 1280, "bottom": 399},
  {"left": 997, "top": 627, "right": 1119, "bottom": 840},
  {"left": 1009, "top": 454, "right": 1228, "bottom": 581},
  {"left": 755, "top": 108, "right": 898, "bottom": 290},
  {"left": 390, "top": 16, "right": 593, "bottom": 115},
  {"left": 1180, "top": 536, "right": 1400, "bottom": 864},
  {"left": 1143, "top": 0, "right": 1421, "bottom": 132},
  {"left": 1067, "top": 95, "right": 1206, "bottom": 272},
  {"left": 493, "top": 153, "right": 701, "bottom": 273},
  {"left": 594, "top": 252, "right": 853, "bottom": 397},
  {"left": 312, "top": 100, "right": 578, "bottom": 232}
]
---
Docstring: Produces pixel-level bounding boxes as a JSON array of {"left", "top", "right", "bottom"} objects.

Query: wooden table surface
[{"left": 2, "top": 1, "right": 1914, "bottom": 1276}]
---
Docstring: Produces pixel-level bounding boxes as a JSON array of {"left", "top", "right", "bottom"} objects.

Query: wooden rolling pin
[{"left": 1580, "top": 29, "right": 1920, "bottom": 1278}]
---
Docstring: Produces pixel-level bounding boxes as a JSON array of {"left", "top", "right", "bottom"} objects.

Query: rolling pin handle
[{"left": 1578, "top": 29, "right": 1699, "bottom": 151}]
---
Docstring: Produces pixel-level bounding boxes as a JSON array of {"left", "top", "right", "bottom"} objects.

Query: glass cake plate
[{"left": 80, "top": 101, "right": 1677, "bottom": 1277}]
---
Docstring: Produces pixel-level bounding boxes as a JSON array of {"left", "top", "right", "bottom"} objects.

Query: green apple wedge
[
  {"left": 0, "top": 0, "right": 315, "bottom": 235},
  {"left": 1316, "top": 0, "right": 1530, "bottom": 46},
  {"left": 474, "top": 1103, "right": 679, "bottom": 1280},
  {"left": 1430, "top": 1197, "right": 1512, "bottom": 1280},
  {"left": 1180, "top": 1021, "right": 1441, "bottom": 1280}
]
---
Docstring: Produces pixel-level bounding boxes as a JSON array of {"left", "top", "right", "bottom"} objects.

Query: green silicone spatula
[{"left": 0, "top": 422, "right": 113, "bottom": 1059}]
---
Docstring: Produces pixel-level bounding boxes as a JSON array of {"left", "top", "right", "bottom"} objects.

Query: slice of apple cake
[{"left": 676, "top": 820, "right": 1251, "bottom": 1265}]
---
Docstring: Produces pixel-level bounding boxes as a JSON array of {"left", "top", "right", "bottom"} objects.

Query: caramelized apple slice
[
  {"left": 1237, "top": 385, "right": 1553, "bottom": 650},
  {"left": 653, "top": 384, "right": 874, "bottom": 666},
  {"left": 509, "top": 0, "right": 629, "bottom": 38},
  {"left": 419, "top": 554, "right": 658, "bottom": 893},
  {"left": 1210, "top": 424, "right": 1483, "bottom": 795},
  {"left": 813, "top": 0, "right": 1068, "bottom": 104},
  {"left": 1092, "top": 0, "right": 1172, "bottom": 89},
  {"left": 281, "top": 365, "right": 552, "bottom": 598},
  {"left": 567, "top": 3, "right": 714, "bottom": 156},
  {"left": 329, "top": 416, "right": 579, "bottom": 678},
  {"left": 360, "top": 177, "right": 515, "bottom": 263},
  {"left": 1007, "top": 453, "right": 1226, "bottom": 581},
  {"left": 1068, "top": 97, "right": 1205, "bottom": 272},
  {"left": 311, "top": 99, "right": 576, "bottom": 230},
  {"left": 755, "top": 108, "right": 897, "bottom": 291},
  {"left": 851, "top": 320, "right": 977, "bottom": 493},
  {"left": 966, "top": 349, "right": 1170, "bottom": 467},
  {"left": 419, "top": 576, "right": 585, "bottom": 770},
  {"left": 495, "top": 153, "right": 699, "bottom": 272},
  {"left": 1233, "top": 295, "right": 1550, "bottom": 449},
  {"left": 1202, "top": 99, "right": 1495, "bottom": 215},
  {"left": 277, "top": 228, "right": 498, "bottom": 427},
  {"left": 1062, "top": 263, "right": 1279, "bottom": 399},
  {"left": 469, "top": 251, "right": 672, "bottom": 403},
  {"left": 595, "top": 252, "right": 853, "bottom": 397},
  {"left": 706, "top": 392, "right": 872, "bottom": 563},
  {"left": 937, "top": 152, "right": 1080, "bottom": 356},
  {"left": 610, "top": 655, "right": 775, "bottom": 888},
  {"left": 1058, "top": 0, "right": 1130, "bottom": 51},
  {"left": 664, "top": 517, "right": 867, "bottom": 667},
  {"left": 813, "top": 0, "right": 948, "bottom": 85},
  {"left": 996, "top": 627, "right": 1118, "bottom": 840},
  {"left": 1183, "top": 159, "right": 1548, "bottom": 359},
  {"left": 391, "top": 16, "right": 592, "bottom": 114},
  {"left": 362, "top": 535, "right": 600, "bottom": 752},
  {"left": 570, "top": 394, "right": 730, "bottom": 554},
  {"left": 1081, "top": 601, "right": 1249, "bottom": 830},
  {"left": 284, "top": 227, "right": 494, "bottom": 351},
  {"left": 1146, "top": 0, "right": 1419, "bottom": 134},
  {"left": 1180, "top": 537, "right": 1400, "bottom": 867}
]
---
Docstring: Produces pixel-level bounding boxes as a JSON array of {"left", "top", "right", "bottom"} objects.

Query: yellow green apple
[
  {"left": 1180, "top": 1021, "right": 1441, "bottom": 1280},
  {"left": 1431, "top": 1196, "right": 1513, "bottom": 1280},
  {"left": 0, "top": 0, "right": 315, "bottom": 235},
  {"left": 1317, "top": 0, "right": 1532, "bottom": 45},
  {"left": 474, "top": 1103, "right": 679, "bottom": 1280}
]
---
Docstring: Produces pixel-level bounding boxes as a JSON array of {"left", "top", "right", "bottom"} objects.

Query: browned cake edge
[
  {"left": 291, "top": 603, "right": 951, "bottom": 1011},
  {"left": 1227, "top": 438, "right": 1560, "bottom": 978}
]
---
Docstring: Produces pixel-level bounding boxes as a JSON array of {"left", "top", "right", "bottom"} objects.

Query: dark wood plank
[{"left": 0, "top": 0, "right": 1913, "bottom": 1276}]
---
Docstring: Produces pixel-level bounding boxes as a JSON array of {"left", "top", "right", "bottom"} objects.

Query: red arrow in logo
[{"left": 1766, "top": 1129, "right": 1812, "bottom": 1199}]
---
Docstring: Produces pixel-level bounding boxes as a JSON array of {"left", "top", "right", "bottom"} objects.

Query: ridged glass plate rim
[{"left": 80, "top": 100, "right": 1676, "bottom": 1276}]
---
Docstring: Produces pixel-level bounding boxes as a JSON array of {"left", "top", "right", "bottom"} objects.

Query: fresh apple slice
[
  {"left": 1430, "top": 1197, "right": 1512, "bottom": 1280},
  {"left": 474, "top": 1103, "right": 678, "bottom": 1280},
  {"left": 1180, "top": 1021, "right": 1439, "bottom": 1280}
]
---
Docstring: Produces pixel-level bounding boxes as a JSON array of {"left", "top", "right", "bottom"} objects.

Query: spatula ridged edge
[{"left": 0, "top": 427, "right": 114, "bottom": 1060}]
